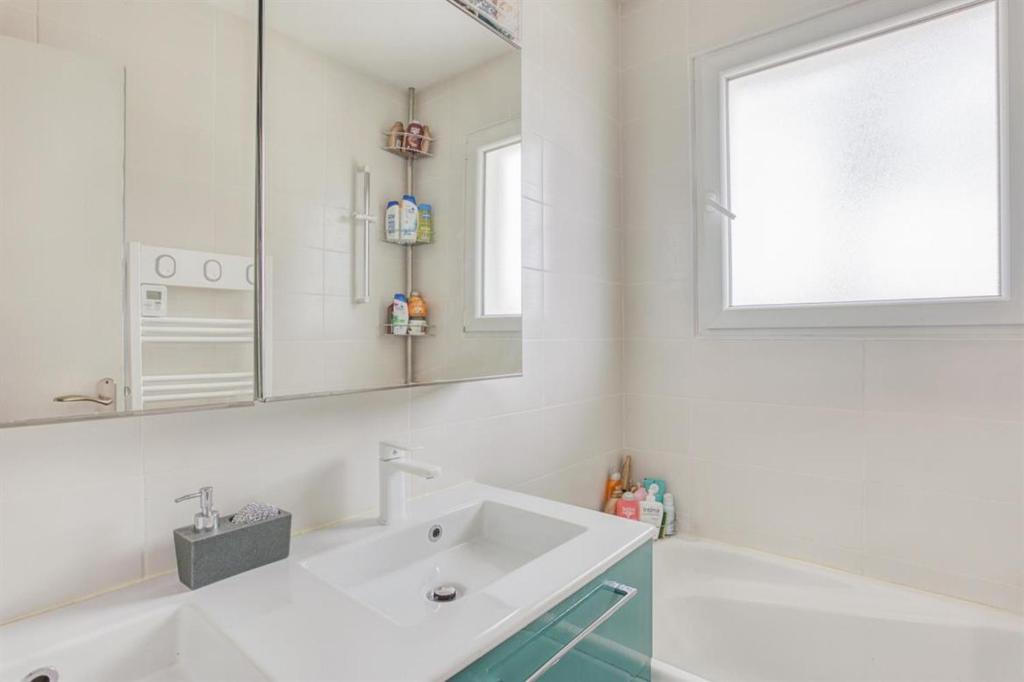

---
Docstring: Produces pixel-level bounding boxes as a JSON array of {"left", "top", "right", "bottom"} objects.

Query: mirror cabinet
[{"left": 0, "top": 0, "right": 521, "bottom": 427}]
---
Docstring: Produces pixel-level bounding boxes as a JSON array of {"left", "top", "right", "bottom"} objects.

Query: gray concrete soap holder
[{"left": 173, "top": 510, "right": 292, "bottom": 590}]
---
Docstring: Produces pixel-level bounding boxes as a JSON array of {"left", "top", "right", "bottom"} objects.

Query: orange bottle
[
  {"left": 408, "top": 291, "right": 428, "bottom": 335},
  {"left": 603, "top": 470, "right": 622, "bottom": 505}
]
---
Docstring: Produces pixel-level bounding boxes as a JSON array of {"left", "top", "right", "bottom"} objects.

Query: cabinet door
[
  {"left": 452, "top": 541, "right": 652, "bottom": 682},
  {"left": 0, "top": 36, "right": 125, "bottom": 421}
]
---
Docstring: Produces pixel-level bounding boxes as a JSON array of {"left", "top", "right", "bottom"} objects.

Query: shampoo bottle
[
  {"left": 389, "top": 293, "right": 409, "bottom": 335},
  {"left": 399, "top": 195, "right": 418, "bottom": 244},
  {"left": 384, "top": 200, "right": 400, "bottom": 243}
]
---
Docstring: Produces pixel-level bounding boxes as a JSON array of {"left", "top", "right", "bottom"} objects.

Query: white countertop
[{"left": 0, "top": 483, "right": 655, "bottom": 681}]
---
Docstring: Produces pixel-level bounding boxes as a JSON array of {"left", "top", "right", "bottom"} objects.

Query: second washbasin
[{"left": 301, "top": 501, "right": 585, "bottom": 626}]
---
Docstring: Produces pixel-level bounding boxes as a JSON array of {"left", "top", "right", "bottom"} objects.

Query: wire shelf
[{"left": 384, "top": 323, "right": 434, "bottom": 337}]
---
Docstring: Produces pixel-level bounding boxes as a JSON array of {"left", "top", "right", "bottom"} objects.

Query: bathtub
[{"left": 651, "top": 538, "right": 1024, "bottom": 682}]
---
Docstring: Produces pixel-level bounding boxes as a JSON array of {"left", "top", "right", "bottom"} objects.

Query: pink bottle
[{"left": 615, "top": 491, "right": 640, "bottom": 521}]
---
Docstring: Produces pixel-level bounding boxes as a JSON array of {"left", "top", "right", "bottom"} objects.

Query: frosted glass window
[
  {"left": 482, "top": 141, "right": 522, "bottom": 316},
  {"left": 726, "top": 0, "right": 999, "bottom": 307}
]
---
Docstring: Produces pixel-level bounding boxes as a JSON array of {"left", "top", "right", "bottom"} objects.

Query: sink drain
[
  {"left": 22, "top": 667, "right": 59, "bottom": 682},
  {"left": 427, "top": 585, "right": 458, "bottom": 602}
]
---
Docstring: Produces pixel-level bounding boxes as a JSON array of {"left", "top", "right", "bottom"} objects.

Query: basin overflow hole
[{"left": 428, "top": 524, "right": 442, "bottom": 542}]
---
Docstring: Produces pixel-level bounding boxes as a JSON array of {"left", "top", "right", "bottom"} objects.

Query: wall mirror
[
  {"left": 257, "top": 0, "right": 523, "bottom": 399},
  {"left": 0, "top": 1, "right": 259, "bottom": 426}
]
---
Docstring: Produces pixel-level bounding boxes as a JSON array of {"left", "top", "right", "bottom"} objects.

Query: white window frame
[
  {"left": 463, "top": 118, "right": 522, "bottom": 334},
  {"left": 694, "top": 0, "right": 1022, "bottom": 334}
]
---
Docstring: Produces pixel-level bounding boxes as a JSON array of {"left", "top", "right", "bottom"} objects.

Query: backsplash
[
  {"left": 620, "top": 0, "right": 1024, "bottom": 613},
  {"left": 0, "top": 0, "right": 622, "bottom": 624}
]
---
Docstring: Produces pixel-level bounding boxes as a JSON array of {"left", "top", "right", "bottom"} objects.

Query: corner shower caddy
[{"left": 371, "top": 87, "right": 436, "bottom": 383}]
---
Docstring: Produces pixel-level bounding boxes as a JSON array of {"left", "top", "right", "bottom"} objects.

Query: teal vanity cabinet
[{"left": 452, "top": 542, "right": 653, "bottom": 681}]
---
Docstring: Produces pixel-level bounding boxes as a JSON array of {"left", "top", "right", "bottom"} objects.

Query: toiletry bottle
[
  {"left": 639, "top": 483, "right": 664, "bottom": 528},
  {"left": 405, "top": 120, "right": 425, "bottom": 151},
  {"left": 621, "top": 455, "right": 633, "bottom": 491},
  {"left": 643, "top": 478, "right": 666, "bottom": 503},
  {"left": 663, "top": 493, "right": 676, "bottom": 536},
  {"left": 420, "top": 125, "right": 433, "bottom": 155},
  {"left": 615, "top": 491, "right": 640, "bottom": 521},
  {"left": 602, "top": 470, "right": 621, "bottom": 505},
  {"left": 386, "top": 121, "right": 405, "bottom": 150},
  {"left": 635, "top": 486, "right": 647, "bottom": 502},
  {"left": 389, "top": 293, "right": 409, "bottom": 335},
  {"left": 408, "top": 291, "right": 428, "bottom": 335},
  {"left": 603, "top": 484, "right": 622, "bottom": 514},
  {"left": 400, "top": 194, "right": 418, "bottom": 244},
  {"left": 385, "top": 200, "right": 400, "bottom": 243},
  {"left": 417, "top": 203, "right": 433, "bottom": 243}
]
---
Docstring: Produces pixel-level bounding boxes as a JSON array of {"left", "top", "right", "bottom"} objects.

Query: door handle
[{"left": 54, "top": 377, "right": 116, "bottom": 406}]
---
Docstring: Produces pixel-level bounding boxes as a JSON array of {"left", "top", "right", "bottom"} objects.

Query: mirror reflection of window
[
  {"left": 464, "top": 118, "right": 521, "bottom": 336},
  {"left": 482, "top": 141, "right": 522, "bottom": 318}
]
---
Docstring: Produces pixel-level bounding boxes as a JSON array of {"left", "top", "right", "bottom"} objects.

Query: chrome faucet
[{"left": 378, "top": 442, "right": 441, "bottom": 525}]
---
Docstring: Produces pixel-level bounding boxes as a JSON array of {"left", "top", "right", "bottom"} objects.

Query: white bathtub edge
[{"left": 652, "top": 658, "right": 710, "bottom": 682}]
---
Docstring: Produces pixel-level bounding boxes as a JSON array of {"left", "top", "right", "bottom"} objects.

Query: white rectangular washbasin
[
  {"left": 301, "top": 500, "right": 586, "bottom": 626},
  {"left": 0, "top": 606, "right": 269, "bottom": 682}
]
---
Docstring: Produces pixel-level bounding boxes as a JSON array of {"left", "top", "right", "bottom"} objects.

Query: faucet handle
[
  {"left": 379, "top": 441, "right": 422, "bottom": 461},
  {"left": 175, "top": 486, "right": 219, "bottom": 532}
]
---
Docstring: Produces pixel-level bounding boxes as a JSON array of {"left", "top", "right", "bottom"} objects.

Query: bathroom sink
[
  {"left": 0, "top": 606, "right": 269, "bottom": 682},
  {"left": 301, "top": 500, "right": 586, "bottom": 626}
]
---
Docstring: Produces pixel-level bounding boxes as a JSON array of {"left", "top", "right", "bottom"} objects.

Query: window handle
[{"left": 706, "top": 193, "right": 736, "bottom": 220}]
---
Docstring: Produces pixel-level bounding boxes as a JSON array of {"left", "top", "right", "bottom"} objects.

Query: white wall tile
[
  {"left": 0, "top": 477, "right": 144, "bottom": 623},
  {"left": 624, "top": 337, "right": 690, "bottom": 397},
  {"left": 865, "top": 340, "right": 1024, "bottom": 421},
  {"left": 542, "top": 338, "right": 622, "bottom": 406},
  {"left": 865, "top": 412, "right": 1023, "bottom": 503},
  {"left": 0, "top": 0, "right": 35, "bottom": 41},
  {"left": 865, "top": 481, "right": 1021, "bottom": 587},
  {"left": 624, "top": 394, "right": 689, "bottom": 454},
  {"left": 690, "top": 339, "right": 864, "bottom": 410},
  {"left": 689, "top": 400, "right": 864, "bottom": 482},
  {"left": 0, "top": 418, "right": 141, "bottom": 494}
]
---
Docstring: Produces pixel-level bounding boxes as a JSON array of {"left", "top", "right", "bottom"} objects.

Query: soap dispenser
[
  {"left": 172, "top": 485, "right": 292, "bottom": 590},
  {"left": 175, "top": 485, "right": 220, "bottom": 531}
]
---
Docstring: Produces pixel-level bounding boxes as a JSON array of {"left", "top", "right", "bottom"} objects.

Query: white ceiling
[{"left": 264, "top": 0, "right": 515, "bottom": 90}]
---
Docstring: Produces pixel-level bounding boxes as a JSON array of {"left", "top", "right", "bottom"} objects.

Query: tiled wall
[
  {"left": 414, "top": 52, "right": 523, "bottom": 383},
  {"left": 620, "top": 0, "right": 1024, "bottom": 612},
  {"left": 0, "top": 0, "right": 622, "bottom": 624},
  {"left": 263, "top": 23, "right": 408, "bottom": 395}
]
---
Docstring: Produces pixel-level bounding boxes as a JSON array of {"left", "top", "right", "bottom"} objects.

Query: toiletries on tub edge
[
  {"left": 603, "top": 457, "right": 676, "bottom": 537},
  {"left": 639, "top": 484, "right": 664, "bottom": 527}
]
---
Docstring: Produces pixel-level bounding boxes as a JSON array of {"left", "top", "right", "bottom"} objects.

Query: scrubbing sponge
[{"left": 231, "top": 501, "right": 280, "bottom": 525}]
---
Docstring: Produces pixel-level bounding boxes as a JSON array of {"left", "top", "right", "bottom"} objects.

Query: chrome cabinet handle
[
  {"left": 524, "top": 580, "right": 638, "bottom": 682},
  {"left": 54, "top": 378, "right": 116, "bottom": 406}
]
